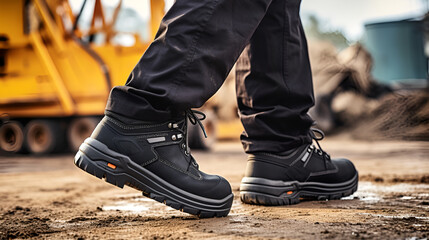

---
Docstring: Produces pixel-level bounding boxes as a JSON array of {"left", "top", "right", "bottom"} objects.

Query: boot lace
[
  {"left": 185, "top": 109, "right": 207, "bottom": 138},
  {"left": 171, "top": 109, "right": 207, "bottom": 169},
  {"left": 309, "top": 128, "right": 331, "bottom": 168}
]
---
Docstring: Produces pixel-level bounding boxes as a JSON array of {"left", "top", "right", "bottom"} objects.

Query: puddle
[
  {"left": 101, "top": 195, "right": 189, "bottom": 216},
  {"left": 361, "top": 213, "right": 429, "bottom": 221},
  {"left": 102, "top": 201, "right": 149, "bottom": 213},
  {"left": 343, "top": 182, "right": 429, "bottom": 203},
  {"left": 102, "top": 194, "right": 158, "bottom": 213}
]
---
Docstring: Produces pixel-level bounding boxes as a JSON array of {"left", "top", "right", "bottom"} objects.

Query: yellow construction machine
[{"left": 0, "top": 0, "right": 166, "bottom": 154}]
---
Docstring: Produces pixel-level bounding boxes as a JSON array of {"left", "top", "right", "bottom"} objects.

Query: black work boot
[
  {"left": 74, "top": 110, "right": 233, "bottom": 217},
  {"left": 240, "top": 129, "right": 358, "bottom": 205}
]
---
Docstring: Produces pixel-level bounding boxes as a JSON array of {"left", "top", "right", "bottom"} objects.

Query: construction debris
[{"left": 308, "top": 40, "right": 428, "bottom": 140}]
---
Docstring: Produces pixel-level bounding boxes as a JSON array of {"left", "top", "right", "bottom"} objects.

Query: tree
[{"left": 304, "top": 15, "right": 350, "bottom": 50}]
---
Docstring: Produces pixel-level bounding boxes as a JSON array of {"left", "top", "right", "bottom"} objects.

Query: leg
[
  {"left": 236, "top": 0, "right": 314, "bottom": 155},
  {"left": 107, "top": 0, "right": 273, "bottom": 121},
  {"left": 237, "top": 0, "right": 358, "bottom": 205},
  {"left": 75, "top": 0, "right": 274, "bottom": 218}
]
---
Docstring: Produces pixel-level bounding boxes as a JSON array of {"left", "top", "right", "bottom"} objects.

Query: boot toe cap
[
  {"left": 332, "top": 158, "right": 358, "bottom": 182},
  {"left": 200, "top": 174, "right": 233, "bottom": 200},
  {"left": 307, "top": 158, "right": 358, "bottom": 183}
]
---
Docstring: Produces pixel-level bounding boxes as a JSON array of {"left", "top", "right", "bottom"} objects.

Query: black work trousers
[{"left": 106, "top": 0, "right": 315, "bottom": 154}]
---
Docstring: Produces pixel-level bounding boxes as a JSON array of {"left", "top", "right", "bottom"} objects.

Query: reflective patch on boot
[
  {"left": 147, "top": 137, "right": 166, "bottom": 143},
  {"left": 301, "top": 147, "right": 312, "bottom": 162},
  {"left": 301, "top": 152, "right": 310, "bottom": 162}
]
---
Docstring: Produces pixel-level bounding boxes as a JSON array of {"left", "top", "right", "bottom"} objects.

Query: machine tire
[
  {"left": 188, "top": 110, "right": 217, "bottom": 150},
  {"left": 25, "top": 120, "right": 63, "bottom": 154},
  {"left": 67, "top": 117, "right": 98, "bottom": 152},
  {"left": 0, "top": 121, "right": 24, "bottom": 153}
]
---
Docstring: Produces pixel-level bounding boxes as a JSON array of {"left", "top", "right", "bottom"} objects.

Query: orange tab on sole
[{"left": 107, "top": 163, "right": 117, "bottom": 169}]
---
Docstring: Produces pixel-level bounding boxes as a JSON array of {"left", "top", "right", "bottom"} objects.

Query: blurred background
[{"left": 0, "top": 0, "right": 428, "bottom": 154}]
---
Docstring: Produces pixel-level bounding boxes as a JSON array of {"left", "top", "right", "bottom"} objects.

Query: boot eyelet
[
  {"left": 168, "top": 123, "right": 173, "bottom": 128},
  {"left": 181, "top": 143, "right": 186, "bottom": 149},
  {"left": 171, "top": 135, "right": 177, "bottom": 141}
]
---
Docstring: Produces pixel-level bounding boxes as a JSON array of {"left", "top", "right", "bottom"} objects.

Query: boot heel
[
  {"left": 74, "top": 143, "right": 127, "bottom": 189},
  {"left": 240, "top": 191, "right": 300, "bottom": 206},
  {"left": 240, "top": 177, "right": 300, "bottom": 205}
]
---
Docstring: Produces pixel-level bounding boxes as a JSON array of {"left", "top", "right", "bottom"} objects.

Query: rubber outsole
[
  {"left": 74, "top": 138, "right": 233, "bottom": 218},
  {"left": 240, "top": 173, "right": 358, "bottom": 206}
]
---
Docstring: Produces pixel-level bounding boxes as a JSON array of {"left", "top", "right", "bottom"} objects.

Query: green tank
[{"left": 363, "top": 18, "right": 427, "bottom": 86}]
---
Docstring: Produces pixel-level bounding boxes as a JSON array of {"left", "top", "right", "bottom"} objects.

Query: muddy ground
[{"left": 0, "top": 137, "right": 428, "bottom": 239}]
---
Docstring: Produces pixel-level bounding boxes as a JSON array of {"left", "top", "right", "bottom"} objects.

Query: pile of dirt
[{"left": 350, "top": 90, "right": 429, "bottom": 140}]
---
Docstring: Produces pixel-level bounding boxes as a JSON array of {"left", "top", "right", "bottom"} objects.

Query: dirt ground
[{"left": 1, "top": 137, "right": 429, "bottom": 239}]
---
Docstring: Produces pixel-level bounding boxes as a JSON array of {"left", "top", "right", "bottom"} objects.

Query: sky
[
  {"left": 70, "top": 0, "right": 428, "bottom": 41},
  {"left": 300, "top": 0, "right": 427, "bottom": 41}
]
